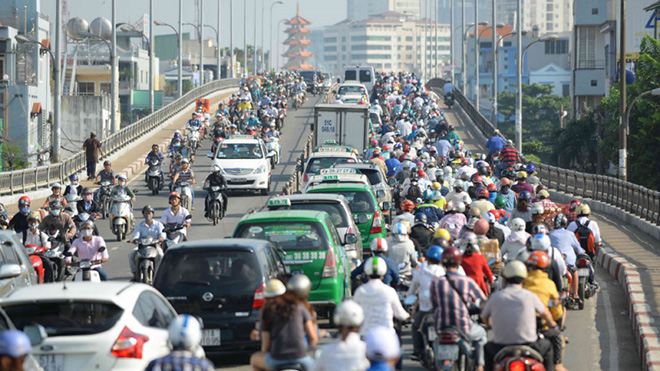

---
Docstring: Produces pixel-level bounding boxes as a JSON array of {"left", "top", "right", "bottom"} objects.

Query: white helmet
[
  {"left": 370, "top": 237, "right": 388, "bottom": 253},
  {"left": 455, "top": 202, "right": 466, "bottom": 213},
  {"left": 453, "top": 179, "right": 464, "bottom": 189},
  {"left": 443, "top": 166, "right": 453, "bottom": 177},
  {"left": 175, "top": 130, "right": 181, "bottom": 135},
  {"left": 510, "top": 217, "right": 526, "bottom": 232},
  {"left": 364, "top": 256, "right": 387, "bottom": 277},
  {"left": 333, "top": 300, "right": 364, "bottom": 327},
  {"left": 530, "top": 233, "right": 551, "bottom": 251},
  {"left": 531, "top": 203, "right": 544, "bottom": 215},
  {"left": 168, "top": 314, "right": 202, "bottom": 351}
]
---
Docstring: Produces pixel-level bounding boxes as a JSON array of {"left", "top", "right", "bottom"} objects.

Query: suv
[
  {"left": 153, "top": 239, "right": 289, "bottom": 355},
  {"left": 265, "top": 195, "right": 363, "bottom": 264},
  {"left": 304, "top": 168, "right": 370, "bottom": 192},
  {"left": 0, "top": 230, "right": 38, "bottom": 295},
  {"left": 333, "top": 163, "right": 392, "bottom": 205}
]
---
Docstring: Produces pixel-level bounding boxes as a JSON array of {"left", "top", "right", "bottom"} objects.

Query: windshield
[
  {"left": 215, "top": 143, "right": 263, "bottom": 159},
  {"left": 357, "top": 169, "right": 384, "bottom": 185},
  {"left": 359, "top": 70, "right": 372, "bottom": 83},
  {"left": 338, "top": 85, "right": 366, "bottom": 95},
  {"left": 324, "top": 190, "right": 376, "bottom": 214},
  {"left": 300, "top": 71, "right": 316, "bottom": 82},
  {"left": 305, "top": 157, "right": 356, "bottom": 174},
  {"left": 4, "top": 302, "right": 123, "bottom": 337},
  {"left": 270, "top": 203, "right": 348, "bottom": 228},
  {"left": 236, "top": 222, "right": 328, "bottom": 251},
  {"left": 345, "top": 70, "right": 357, "bottom": 81}
]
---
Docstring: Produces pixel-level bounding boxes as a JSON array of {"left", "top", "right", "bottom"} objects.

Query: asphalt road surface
[{"left": 94, "top": 96, "right": 638, "bottom": 370}]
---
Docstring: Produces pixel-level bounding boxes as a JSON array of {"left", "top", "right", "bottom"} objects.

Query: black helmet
[
  {"left": 142, "top": 205, "right": 155, "bottom": 214},
  {"left": 50, "top": 201, "right": 62, "bottom": 210},
  {"left": 103, "top": 160, "right": 112, "bottom": 166},
  {"left": 414, "top": 213, "right": 427, "bottom": 225},
  {"left": 553, "top": 214, "right": 568, "bottom": 229}
]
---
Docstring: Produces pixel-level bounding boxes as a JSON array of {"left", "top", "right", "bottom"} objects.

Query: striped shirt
[
  {"left": 430, "top": 272, "right": 486, "bottom": 334},
  {"left": 176, "top": 168, "right": 195, "bottom": 184},
  {"left": 500, "top": 146, "right": 520, "bottom": 164},
  {"left": 145, "top": 350, "right": 215, "bottom": 371}
]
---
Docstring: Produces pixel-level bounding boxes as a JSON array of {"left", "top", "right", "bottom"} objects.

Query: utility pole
[
  {"left": 178, "top": 0, "right": 183, "bottom": 95},
  {"left": 230, "top": 0, "right": 234, "bottom": 78},
  {"left": 149, "top": 0, "right": 154, "bottom": 112},
  {"left": 619, "top": 0, "right": 627, "bottom": 181},
  {"left": 199, "top": 0, "right": 204, "bottom": 85},
  {"left": 474, "top": 0, "right": 479, "bottom": 106},
  {"left": 243, "top": 0, "right": 247, "bottom": 77},
  {"left": 491, "top": 0, "right": 497, "bottom": 125},
  {"left": 217, "top": 0, "right": 222, "bottom": 79},
  {"left": 515, "top": 0, "right": 522, "bottom": 151},
  {"left": 111, "top": 0, "right": 117, "bottom": 133},
  {"left": 53, "top": 0, "right": 61, "bottom": 162},
  {"left": 253, "top": 0, "right": 258, "bottom": 75},
  {"left": 450, "top": 0, "right": 454, "bottom": 82},
  {"left": 434, "top": 0, "right": 438, "bottom": 77},
  {"left": 461, "top": 0, "right": 466, "bottom": 93}
]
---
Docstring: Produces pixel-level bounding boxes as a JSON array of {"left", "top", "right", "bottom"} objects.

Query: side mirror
[
  {"left": 376, "top": 190, "right": 386, "bottom": 199},
  {"left": 0, "top": 264, "right": 21, "bottom": 279},
  {"left": 344, "top": 233, "right": 358, "bottom": 245},
  {"left": 355, "top": 214, "right": 369, "bottom": 225},
  {"left": 207, "top": 152, "right": 214, "bottom": 159},
  {"left": 23, "top": 324, "right": 47, "bottom": 346},
  {"left": 381, "top": 202, "right": 392, "bottom": 211}
]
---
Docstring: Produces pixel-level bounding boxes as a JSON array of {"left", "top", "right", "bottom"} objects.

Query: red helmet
[
  {"left": 372, "top": 150, "right": 381, "bottom": 157},
  {"left": 18, "top": 196, "right": 30, "bottom": 207},
  {"left": 471, "top": 174, "right": 483, "bottom": 184},
  {"left": 441, "top": 247, "right": 463, "bottom": 266},
  {"left": 487, "top": 183, "right": 497, "bottom": 192},
  {"left": 477, "top": 188, "right": 489, "bottom": 199},
  {"left": 569, "top": 200, "right": 581, "bottom": 211},
  {"left": 370, "top": 139, "right": 378, "bottom": 147},
  {"left": 169, "top": 191, "right": 181, "bottom": 199},
  {"left": 474, "top": 218, "right": 490, "bottom": 235},
  {"left": 403, "top": 144, "right": 410, "bottom": 152},
  {"left": 500, "top": 177, "right": 512, "bottom": 186},
  {"left": 401, "top": 200, "right": 415, "bottom": 212},
  {"left": 527, "top": 251, "right": 550, "bottom": 269},
  {"left": 417, "top": 170, "right": 426, "bottom": 178}
]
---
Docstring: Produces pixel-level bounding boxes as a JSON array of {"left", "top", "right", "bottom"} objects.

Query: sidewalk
[{"left": 6, "top": 88, "right": 237, "bottom": 215}]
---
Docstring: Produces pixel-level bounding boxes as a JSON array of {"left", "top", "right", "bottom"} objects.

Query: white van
[{"left": 343, "top": 66, "right": 375, "bottom": 92}]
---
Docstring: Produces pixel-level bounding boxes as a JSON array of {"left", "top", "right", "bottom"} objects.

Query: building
[
  {"left": 0, "top": 0, "right": 52, "bottom": 168},
  {"left": 282, "top": 5, "right": 315, "bottom": 71},
  {"left": 347, "top": 0, "right": 422, "bottom": 21},
  {"left": 323, "top": 12, "right": 450, "bottom": 77},
  {"left": 497, "top": 0, "right": 574, "bottom": 34}
]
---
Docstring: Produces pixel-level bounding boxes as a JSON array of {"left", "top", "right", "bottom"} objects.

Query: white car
[
  {"left": 0, "top": 282, "right": 184, "bottom": 371},
  {"left": 209, "top": 134, "right": 275, "bottom": 195},
  {"left": 336, "top": 82, "right": 368, "bottom": 102}
]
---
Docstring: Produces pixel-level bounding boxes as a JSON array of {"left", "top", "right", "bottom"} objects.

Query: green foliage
[
  {"left": 553, "top": 112, "right": 599, "bottom": 173},
  {"left": 3, "top": 145, "right": 30, "bottom": 170},
  {"left": 182, "top": 80, "right": 193, "bottom": 94}
]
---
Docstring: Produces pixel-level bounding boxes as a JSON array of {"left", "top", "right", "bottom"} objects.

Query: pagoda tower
[{"left": 282, "top": 3, "right": 315, "bottom": 70}]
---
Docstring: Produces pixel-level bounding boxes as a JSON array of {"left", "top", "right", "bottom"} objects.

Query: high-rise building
[
  {"left": 347, "top": 0, "right": 422, "bottom": 21},
  {"left": 497, "top": 0, "right": 573, "bottom": 34}
]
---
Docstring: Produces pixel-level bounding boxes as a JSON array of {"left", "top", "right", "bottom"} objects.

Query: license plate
[
  {"left": 201, "top": 329, "right": 221, "bottom": 346},
  {"left": 436, "top": 344, "right": 459, "bottom": 361},
  {"left": 232, "top": 178, "right": 247, "bottom": 182},
  {"left": 38, "top": 354, "right": 65, "bottom": 371},
  {"left": 427, "top": 327, "right": 437, "bottom": 341},
  {"left": 577, "top": 268, "right": 589, "bottom": 277}
]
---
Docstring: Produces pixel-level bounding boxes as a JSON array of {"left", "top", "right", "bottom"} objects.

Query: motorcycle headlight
[{"left": 254, "top": 164, "right": 267, "bottom": 174}]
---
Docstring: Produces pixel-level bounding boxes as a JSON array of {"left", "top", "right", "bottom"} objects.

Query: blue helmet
[
  {"left": 427, "top": 245, "right": 444, "bottom": 261},
  {"left": 69, "top": 174, "right": 78, "bottom": 181},
  {"left": 526, "top": 164, "right": 536, "bottom": 174},
  {"left": 519, "top": 191, "right": 533, "bottom": 202},
  {"left": 423, "top": 189, "right": 433, "bottom": 201},
  {"left": 414, "top": 212, "right": 427, "bottom": 225},
  {"left": 0, "top": 330, "right": 31, "bottom": 358}
]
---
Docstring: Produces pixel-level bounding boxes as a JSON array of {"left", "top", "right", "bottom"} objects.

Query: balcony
[{"left": 576, "top": 59, "right": 605, "bottom": 70}]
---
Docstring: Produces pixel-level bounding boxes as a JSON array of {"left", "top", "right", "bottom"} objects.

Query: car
[
  {"left": 340, "top": 95, "right": 363, "bottom": 104},
  {"left": 265, "top": 195, "right": 363, "bottom": 264},
  {"left": 0, "top": 230, "right": 38, "bottom": 295},
  {"left": 208, "top": 134, "right": 276, "bottom": 195},
  {"left": 305, "top": 183, "right": 390, "bottom": 255},
  {"left": 332, "top": 162, "right": 393, "bottom": 205},
  {"left": 153, "top": 239, "right": 289, "bottom": 355},
  {"left": 303, "top": 168, "right": 371, "bottom": 192},
  {"left": 343, "top": 66, "right": 375, "bottom": 91},
  {"left": 1, "top": 282, "right": 180, "bottom": 371},
  {"left": 233, "top": 210, "right": 351, "bottom": 319},
  {"left": 301, "top": 150, "right": 359, "bottom": 189},
  {"left": 335, "top": 82, "right": 368, "bottom": 102}
]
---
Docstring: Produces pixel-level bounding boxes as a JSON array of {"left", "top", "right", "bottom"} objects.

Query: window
[
  {"left": 545, "top": 39, "right": 568, "bottom": 54},
  {"left": 503, "top": 41, "right": 512, "bottom": 47},
  {"left": 324, "top": 37, "right": 337, "bottom": 43},
  {"left": 341, "top": 37, "right": 346, "bottom": 42},
  {"left": 0, "top": 57, "right": 4, "bottom": 80},
  {"left": 77, "top": 82, "right": 95, "bottom": 95},
  {"left": 405, "top": 45, "right": 413, "bottom": 50},
  {"left": 133, "top": 292, "right": 174, "bottom": 329},
  {"left": 562, "top": 84, "right": 570, "bottom": 97},
  {"left": 324, "top": 46, "right": 337, "bottom": 52},
  {"left": 590, "top": 80, "right": 597, "bottom": 86},
  {"left": 592, "top": 8, "right": 598, "bottom": 14},
  {"left": 1, "top": 246, "right": 18, "bottom": 265},
  {"left": 546, "top": 4, "right": 553, "bottom": 11},
  {"left": 405, "top": 36, "right": 413, "bottom": 41},
  {"left": 100, "top": 83, "right": 111, "bottom": 95}
]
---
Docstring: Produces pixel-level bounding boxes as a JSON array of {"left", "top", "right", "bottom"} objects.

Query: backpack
[
  {"left": 574, "top": 220, "right": 596, "bottom": 258},
  {"left": 406, "top": 183, "right": 423, "bottom": 201}
]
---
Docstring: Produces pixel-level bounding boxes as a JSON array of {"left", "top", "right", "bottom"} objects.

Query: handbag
[{"left": 445, "top": 275, "right": 481, "bottom": 315}]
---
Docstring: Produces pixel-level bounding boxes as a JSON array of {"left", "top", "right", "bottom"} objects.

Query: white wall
[{"left": 60, "top": 95, "right": 111, "bottom": 157}]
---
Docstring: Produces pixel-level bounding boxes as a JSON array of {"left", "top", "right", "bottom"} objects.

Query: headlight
[{"left": 254, "top": 164, "right": 267, "bottom": 174}]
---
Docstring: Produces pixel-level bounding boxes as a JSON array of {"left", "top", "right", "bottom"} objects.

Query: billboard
[{"left": 618, "top": 0, "right": 660, "bottom": 60}]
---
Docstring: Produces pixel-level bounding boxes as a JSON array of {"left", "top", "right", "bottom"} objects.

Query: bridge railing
[
  {"left": 0, "top": 78, "right": 240, "bottom": 196},
  {"left": 427, "top": 78, "right": 660, "bottom": 226}
]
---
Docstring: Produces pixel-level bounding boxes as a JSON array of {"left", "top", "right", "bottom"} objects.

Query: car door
[
  {"left": 131, "top": 291, "right": 172, "bottom": 360},
  {"left": 0, "top": 251, "right": 11, "bottom": 296},
  {"left": 4, "top": 239, "right": 36, "bottom": 286}
]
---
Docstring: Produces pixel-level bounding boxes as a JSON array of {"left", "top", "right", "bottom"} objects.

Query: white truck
[{"left": 313, "top": 104, "right": 371, "bottom": 154}]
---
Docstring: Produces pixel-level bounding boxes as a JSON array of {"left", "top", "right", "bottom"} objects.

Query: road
[{"left": 93, "top": 95, "right": 638, "bottom": 370}]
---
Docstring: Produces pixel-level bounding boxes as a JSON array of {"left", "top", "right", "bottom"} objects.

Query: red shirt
[{"left": 461, "top": 253, "right": 494, "bottom": 296}]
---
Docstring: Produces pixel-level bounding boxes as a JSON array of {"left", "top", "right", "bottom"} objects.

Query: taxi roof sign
[
  {"left": 319, "top": 168, "right": 358, "bottom": 175},
  {"left": 321, "top": 175, "right": 340, "bottom": 182},
  {"left": 267, "top": 198, "right": 292, "bottom": 208},
  {"left": 323, "top": 140, "right": 338, "bottom": 145},
  {"left": 229, "top": 134, "right": 258, "bottom": 140},
  {"left": 315, "top": 145, "right": 353, "bottom": 153}
]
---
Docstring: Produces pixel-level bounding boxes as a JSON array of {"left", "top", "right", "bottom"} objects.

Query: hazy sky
[{"left": 40, "top": 0, "right": 347, "bottom": 46}]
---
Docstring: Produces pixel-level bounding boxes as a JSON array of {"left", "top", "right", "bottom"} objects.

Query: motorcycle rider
[
  {"left": 386, "top": 222, "right": 418, "bottom": 280},
  {"left": 481, "top": 260, "right": 557, "bottom": 371},
  {"left": 409, "top": 213, "right": 433, "bottom": 255},
  {"left": 145, "top": 143, "right": 165, "bottom": 185},
  {"left": 264, "top": 122, "right": 281, "bottom": 140},
  {"left": 23, "top": 212, "right": 55, "bottom": 282},
  {"left": 64, "top": 174, "right": 82, "bottom": 197},
  {"left": 67, "top": 219, "right": 109, "bottom": 281},
  {"left": 145, "top": 314, "right": 215, "bottom": 371},
  {"left": 430, "top": 247, "right": 487, "bottom": 371},
  {"left": 245, "top": 111, "right": 261, "bottom": 132},
  {"left": 43, "top": 182, "right": 68, "bottom": 209},
  {"left": 0, "top": 330, "right": 33, "bottom": 371},
  {"left": 161, "top": 192, "right": 191, "bottom": 240},
  {"left": 110, "top": 174, "right": 136, "bottom": 202},
  {"left": 8, "top": 196, "right": 31, "bottom": 233},
  {"left": 566, "top": 203, "right": 602, "bottom": 255},
  {"left": 351, "top": 238, "right": 400, "bottom": 288},
  {"left": 497, "top": 177, "right": 516, "bottom": 213},
  {"left": 203, "top": 165, "right": 229, "bottom": 217},
  {"left": 172, "top": 158, "right": 196, "bottom": 210},
  {"left": 407, "top": 245, "right": 446, "bottom": 361},
  {"left": 76, "top": 187, "right": 102, "bottom": 217},
  {"left": 550, "top": 214, "right": 585, "bottom": 302},
  {"left": 39, "top": 201, "right": 76, "bottom": 251},
  {"left": 128, "top": 205, "right": 165, "bottom": 282},
  {"left": 96, "top": 160, "right": 117, "bottom": 185}
]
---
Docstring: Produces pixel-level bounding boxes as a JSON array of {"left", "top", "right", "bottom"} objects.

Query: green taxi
[
  {"left": 304, "top": 183, "right": 390, "bottom": 256},
  {"left": 233, "top": 210, "right": 350, "bottom": 316}
]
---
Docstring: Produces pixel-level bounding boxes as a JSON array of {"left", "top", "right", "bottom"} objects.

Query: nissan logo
[{"left": 202, "top": 292, "right": 214, "bottom": 302}]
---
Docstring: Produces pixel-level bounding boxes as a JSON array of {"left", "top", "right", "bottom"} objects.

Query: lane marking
[{"left": 600, "top": 279, "right": 619, "bottom": 371}]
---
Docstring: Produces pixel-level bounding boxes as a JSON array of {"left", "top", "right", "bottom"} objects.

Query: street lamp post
[
  {"left": 154, "top": 20, "right": 182, "bottom": 97},
  {"left": 515, "top": 0, "right": 522, "bottom": 151},
  {"left": 54, "top": 0, "right": 61, "bottom": 162},
  {"left": 269, "top": 1, "right": 284, "bottom": 72},
  {"left": 218, "top": 0, "right": 222, "bottom": 80},
  {"left": 276, "top": 19, "right": 287, "bottom": 71},
  {"left": 475, "top": 24, "right": 503, "bottom": 114},
  {"left": 202, "top": 25, "right": 220, "bottom": 80},
  {"left": 492, "top": 30, "right": 521, "bottom": 126},
  {"left": 491, "top": 0, "right": 496, "bottom": 125},
  {"left": 200, "top": 0, "right": 204, "bottom": 85},
  {"left": 230, "top": 0, "right": 234, "bottom": 78},
  {"left": 463, "top": 22, "right": 487, "bottom": 98},
  {"left": 450, "top": 0, "right": 454, "bottom": 82},
  {"left": 243, "top": 0, "right": 247, "bottom": 77},
  {"left": 149, "top": 0, "right": 154, "bottom": 113}
]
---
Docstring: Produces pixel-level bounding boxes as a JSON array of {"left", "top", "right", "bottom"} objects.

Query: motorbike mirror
[
  {"left": 381, "top": 201, "right": 392, "bottom": 211},
  {"left": 388, "top": 177, "right": 397, "bottom": 186},
  {"left": 98, "top": 246, "right": 106, "bottom": 252},
  {"left": 207, "top": 152, "right": 214, "bottom": 159},
  {"left": 23, "top": 324, "right": 47, "bottom": 346},
  {"left": 344, "top": 233, "right": 358, "bottom": 245},
  {"left": 376, "top": 190, "right": 386, "bottom": 199}
]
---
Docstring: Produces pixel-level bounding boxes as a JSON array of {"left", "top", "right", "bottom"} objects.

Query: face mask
[
  {"left": 118, "top": 181, "right": 126, "bottom": 187},
  {"left": 145, "top": 214, "right": 153, "bottom": 221},
  {"left": 29, "top": 224, "right": 38, "bottom": 230},
  {"left": 51, "top": 209, "right": 61, "bottom": 216},
  {"left": 84, "top": 195, "right": 93, "bottom": 202},
  {"left": 19, "top": 207, "right": 29, "bottom": 214},
  {"left": 81, "top": 229, "right": 93, "bottom": 238},
  {"left": 72, "top": 181, "right": 79, "bottom": 185}
]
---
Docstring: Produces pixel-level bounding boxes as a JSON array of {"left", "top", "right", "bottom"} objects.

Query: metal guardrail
[
  {"left": 0, "top": 78, "right": 240, "bottom": 196},
  {"left": 281, "top": 133, "right": 314, "bottom": 195},
  {"left": 427, "top": 78, "right": 660, "bottom": 226}
]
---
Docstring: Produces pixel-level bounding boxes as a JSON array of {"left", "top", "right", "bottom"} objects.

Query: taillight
[
  {"left": 577, "top": 258, "right": 589, "bottom": 268},
  {"left": 253, "top": 282, "right": 266, "bottom": 309},
  {"left": 303, "top": 173, "right": 309, "bottom": 184},
  {"left": 370, "top": 210, "right": 382, "bottom": 234},
  {"left": 439, "top": 332, "right": 460, "bottom": 344},
  {"left": 508, "top": 360, "right": 526, "bottom": 371},
  {"left": 322, "top": 247, "right": 337, "bottom": 278},
  {"left": 111, "top": 326, "right": 149, "bottom": 359}
]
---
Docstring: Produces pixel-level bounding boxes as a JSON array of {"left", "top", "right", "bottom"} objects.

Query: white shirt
[
  {"left": 312, "top": 332, "right": 370, "bottom": 371},
  {"left": 353, "top": 279, "right": 410, "bottom": 336},
  {"left": 408, "top": 261, "right": 445, "bottom": 312},
  {"left": 567, "top": 216, "right": 602, "bottom": 243},
  {"left": 160, "top": 206, "right": 191, "bottom": 235},
  {"left": 23, "top": 230, "right": 50, "bottom": 249}
]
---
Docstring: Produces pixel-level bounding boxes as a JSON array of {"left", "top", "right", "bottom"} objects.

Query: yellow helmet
[
  {"left": 517, "top": 171, "right": 528, "bottom": 179},
  {"left": 433, "top": 228, "right": 451, "bottom": 241},
  {"left": 576, "top": 203, "right": 591, "bottom": 216},
  {"left": 352, "top": 149, "right": 359, "bottom": 155},
  {"left": 432, "top": 182, "right": 441, "bottom": 190}
]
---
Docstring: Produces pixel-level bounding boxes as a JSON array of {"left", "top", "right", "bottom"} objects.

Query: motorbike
[
  {"left": 134, "top": 236, "right": 160, "bottom": 285},
  {"left": 97, "top": 181, "right": 113, "bottom": 219},
  {"left": 64, "top": 194, "right": 80, "bottom": 218},
  {"left": 436, "top": 326, "right": 478, "bottom": 371},
  {"left": 493, "top": 345, "right": 545, "bottom": 371},
  {"left": 71, "top": 257, "right": 104, "bottom": 282},
  {"left": 24, "top": 244, "right": 48, "bottom": 284},
  {"left": 277, "top": 108, "right": 286, "bottom": 129},
  {"left": 206, "top": 185, "right": 226, "bottom": 226},
  {"left": 175, "top": 180, "right": 194, "bottom": 211},
  {"left": 163, "top": 216, "right": 190, "bottom": 251},
  {"left": 44, "top": 229, "right": 67, "bottom": 281},
  {"left": 445, "top": 93, "right": 454, "bottom": 109},
  {"left": 188, "top": 126, "right": 201, "bottom": 151},
  {"left": 109, "top": 194, "right": 135, "bottom": 241},
  {"left": 266, "top": 137, "right": 281, "bottom": 168},
  {"left": 415, "top": 310, "right": 438, "bottom": 370},
  {"left": 565, "top": 254, "right": 599, "bottom": 310},
  {"left": 146, "top": 159, "right": 163, "bottom": 195},
  {"left": 73, "top": 212, "right": 99, "bottom": 237}
]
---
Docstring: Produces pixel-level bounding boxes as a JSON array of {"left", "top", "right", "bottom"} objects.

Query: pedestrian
[{"left": 82, "top": 131, "right": 105, "bottom": 180}]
